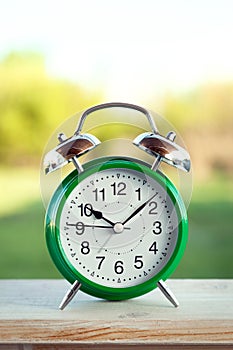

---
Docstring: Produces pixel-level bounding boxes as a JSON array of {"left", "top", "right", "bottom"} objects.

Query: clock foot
[
  {"left": 157, "top": 280, "right": 179, "bottom": 308},
  {"left": 59, "top": 280, "right": 82, "bottom": 310}
]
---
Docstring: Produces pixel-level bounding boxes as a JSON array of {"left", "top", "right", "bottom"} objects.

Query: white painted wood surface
[{"left": 0, "top": 279, "right": 232, "bottom": 349}]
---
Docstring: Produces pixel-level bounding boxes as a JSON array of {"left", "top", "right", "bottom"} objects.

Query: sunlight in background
[{"left": 1, "top": 0, "right": 233, "bottom": 102}]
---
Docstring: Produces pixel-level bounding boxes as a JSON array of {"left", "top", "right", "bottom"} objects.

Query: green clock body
[{"left": 45, "top": 157, "right": 188, "bottom": 300}]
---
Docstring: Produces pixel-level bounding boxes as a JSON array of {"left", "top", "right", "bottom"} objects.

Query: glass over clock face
[{"left": 46, "top": 158, "right": 187, "bottom": 299}]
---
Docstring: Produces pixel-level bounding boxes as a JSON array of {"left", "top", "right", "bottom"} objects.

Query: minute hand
[{"left": 122, "top": 193, "right": 157, "bottom": 225}]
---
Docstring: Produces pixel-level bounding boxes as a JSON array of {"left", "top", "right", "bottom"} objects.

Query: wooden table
[{"left": 0, "top": 279, "right": 232, "bottom": 349}]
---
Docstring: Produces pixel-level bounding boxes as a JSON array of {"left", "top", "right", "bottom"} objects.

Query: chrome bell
[
  {"left": 133, "top": 131, "right": 190, "bottom": 172},
  {"left": 44, "top": 133, "right": 100, "bottom": 174}
]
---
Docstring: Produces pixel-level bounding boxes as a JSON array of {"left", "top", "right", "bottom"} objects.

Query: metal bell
[
  {"left": 44, "top": 133, "right": 100, "bottom": 174},
  {"left": 133, "top": 131, "right": 190, "bottom": 172}
]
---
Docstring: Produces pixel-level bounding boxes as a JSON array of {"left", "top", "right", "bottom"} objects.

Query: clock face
[{"left": 46, "top": 158, "right": 187, "bottom": 299}]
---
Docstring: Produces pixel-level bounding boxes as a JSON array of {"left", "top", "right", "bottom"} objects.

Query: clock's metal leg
[
  {"left": 59, "top": 280, "right": 82, "bottom": 310},
  {"left": 157, "top": 280, "right": 179, "bottom": 308}
]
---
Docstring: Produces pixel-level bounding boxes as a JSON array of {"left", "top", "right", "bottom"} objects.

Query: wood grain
[{"left": 0, "top": 279, "right": 232, "bottom": 349}]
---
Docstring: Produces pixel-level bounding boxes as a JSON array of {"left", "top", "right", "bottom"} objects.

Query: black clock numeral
[
  {"left": 134, "top": 255, "right": 143, "bottom": 269},
  {"left": 93, "top": 188, "right": 105, "bottom": 201},
  {"left": 149, "top": 241, "right": 158, "bottom": 254},
  {"left": 76, "top": 221, "right": 85, "bottom": 235},
  {"left": 114, "top": 260, "right": 124, "bottom": 274},
  {"left": 78, "top": 203, "right": 93, "bottom": 217},
  {"left": 135, "top": 188, "right": 141, "bottom": 201},
  {"left": 110, "top": 182, "right": 126, "bottom": 195},
  {"left": 153, "top": 221, "right": 162, "bottom": 235},
  {"left": 66, "top": 221, "right": 85, "bottom": 235},
  {"left": 96, "top": 256, "right": 106, "bottom": 269},
  {"left": 80, "top": 241, "right": 90, "bottom": 255},
  {"left": 148, "top": 201, "right": 158, "bottom": 214}
]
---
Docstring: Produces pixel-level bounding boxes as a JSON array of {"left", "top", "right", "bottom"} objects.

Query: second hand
[{"left": 66, "top": 222, "right": 130, "bottom": 230}]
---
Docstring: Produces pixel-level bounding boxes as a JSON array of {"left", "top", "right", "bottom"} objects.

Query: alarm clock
[{"left": 43, "top": 102, "right": 190, "bottom": 309}]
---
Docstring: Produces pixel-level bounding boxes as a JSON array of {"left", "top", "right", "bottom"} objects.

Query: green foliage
[
  {"left": 174, "top": 200, "right": 233, "bottom": 278},
  {"left": 0, "top": 51, "right": 233, "bottom": 179},
  {"left": 0, "top": 52, "right": 102, "bottom": 164},
  {"left": 162, "top": 83, "right": 233, "bottom": 131},
  {"left": 160, "top": 84, "right": 233, "bottom": 178}
]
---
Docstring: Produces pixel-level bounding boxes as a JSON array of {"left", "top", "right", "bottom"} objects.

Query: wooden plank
[
  {"left": 0, "top": 279, "right": 232, "bottom": 349},
  {"left": 2, "top": 346, "right": 233, "bottom": 350}
]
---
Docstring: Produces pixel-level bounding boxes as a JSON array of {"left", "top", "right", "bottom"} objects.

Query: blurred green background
[{"left": 0, "top": 1, "right": 232, "bottom": 279}]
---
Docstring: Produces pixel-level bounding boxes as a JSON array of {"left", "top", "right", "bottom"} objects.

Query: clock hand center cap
[{"left": 113, "top": 222, "right": 124, "bottom": 234}]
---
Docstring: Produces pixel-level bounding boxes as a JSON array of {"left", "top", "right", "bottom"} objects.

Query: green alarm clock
[{"left": 43, "top": 102, "right": 190, "bottom": 309}]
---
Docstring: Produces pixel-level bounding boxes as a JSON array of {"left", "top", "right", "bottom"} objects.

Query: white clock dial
[{"left": 59, "top": 167, "right": 179, "bottom": 288}]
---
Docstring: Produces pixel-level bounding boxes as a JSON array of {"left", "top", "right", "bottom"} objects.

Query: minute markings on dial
[{"left": 58, "top": 166, "right": 181, "bottom": 293}]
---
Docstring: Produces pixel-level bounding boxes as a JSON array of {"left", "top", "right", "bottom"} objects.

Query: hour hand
[{"left": 88, "top": 207, "right": 115, "bottom": 226}]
